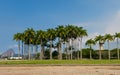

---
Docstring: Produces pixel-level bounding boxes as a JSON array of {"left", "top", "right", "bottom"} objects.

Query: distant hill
[{"left": 1, "top": 48, "right": 15, "bottom": 58}]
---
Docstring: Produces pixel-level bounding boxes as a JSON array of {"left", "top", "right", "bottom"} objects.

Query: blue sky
[{"left": 0, "top": 0, "right": 120, "bottom": 53}]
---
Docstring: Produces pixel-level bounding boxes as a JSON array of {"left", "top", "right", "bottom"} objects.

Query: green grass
[{"left": 0, "top": 60, "right": 120, "bottom": 65}]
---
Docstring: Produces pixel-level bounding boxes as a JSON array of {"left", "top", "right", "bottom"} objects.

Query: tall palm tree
[
  {"left": 58, "top": 26, "right": 70, "bottom": 60},
  {"left": 19, "top": 33, "right": 26, "bottom": 59},
  {"left": 56, "top": 25, "right": 66, "bottom": 60},
  {"left": 47, "top": 28, "right": 56, "bottom": 60},
  {"left": 76, "top": 26, "right": 83, "bottom": 60},
  {"left": 31, "top": 31, "right": 39, "bottom": 58},
  {"left": 65, "top": 25, "right": 77, "bottom": 60},
  {"left": 114, "top": 33, "right": 120, "bottom": 60},
  {"left": 104, "top": 34, "right": 113, "bottom": 60},
  {"left": 85, "top": 39, "right": 95, "bottom": 59},
  {"left": 13, "top": 33, "right": 22, "bottom": 57},
  {"left": 79, "top": 29, "right": 88, "bottom": 60},
  {"left": 24, "top": 28, "right": 35, "bottom": 60},
  {"left": 37, "top": 30, "right": 47, "bottom": 60},
  {"left": 95, "top": 35, "right": 105, "bottom": 60}
]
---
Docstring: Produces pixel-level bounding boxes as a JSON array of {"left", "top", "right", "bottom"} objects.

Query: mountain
[{"left": 1, "top": 48, "right": 15, "bottom": 58}]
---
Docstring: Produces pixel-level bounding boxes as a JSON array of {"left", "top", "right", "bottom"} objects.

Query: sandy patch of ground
[{"left": 0, "top": 66, "right": 120, "bottom": 75}]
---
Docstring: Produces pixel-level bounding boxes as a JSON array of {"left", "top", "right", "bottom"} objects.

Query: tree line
[{"left": 13, "top": 25, "right": 120, "bottom": 60}]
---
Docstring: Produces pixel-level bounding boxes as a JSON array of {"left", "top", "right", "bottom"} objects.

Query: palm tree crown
[{"left": 86, "top": 39, "right": 96, "bottom": 48}]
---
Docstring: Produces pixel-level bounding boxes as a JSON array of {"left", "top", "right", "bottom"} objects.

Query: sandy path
[{"left": 0, "top": 66, "right": 120, "bottom": 75}]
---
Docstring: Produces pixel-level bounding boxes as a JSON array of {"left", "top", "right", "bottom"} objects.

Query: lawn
[{"left": 0, "top": 60, "right": 120, "bottom": 65}]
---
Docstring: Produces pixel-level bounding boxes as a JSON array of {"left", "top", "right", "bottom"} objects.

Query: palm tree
[
  {"left": 56, "top": 25, "right": 66, "bottom": 60},
  {"left": 85, "top": 39, "right": 95, "bottom": 59},
  {"left": 95, "top": 35, "right": 105, "bottom": 60},
  {"left": 24, "top": 28, "right": 35, "bottom": 60},
  {"left": 37, "top": 30, "right": 47, "bottom": 60},
  {"left": 79, "top": 29, "right": 88, "bottom": 60},
  {"left": 104, "top": 34, "right": 113, "bottom": 60},
  {"left": 47, "top": 28, "right": 56, "bottom": 60},
  {"left": 65, "top": 25, "right": 77, "bottom": 60},
  {"left": 114, "top": 33, "right": 120, "bottom": 60},
  {"left": 31, "top": 31, "right": 39, "bottom": 59},
  {"left": 58, "top": 26, "right": 70, "bottom": 60},
  {"left": 76, "top": 26, "right": 83, "bottom": 60},
  {"left": 18, "top": 33, "right": 26, "bottom": 59},
  {"left": 13, "top": 33, "right": 22, "bottom": 57}
]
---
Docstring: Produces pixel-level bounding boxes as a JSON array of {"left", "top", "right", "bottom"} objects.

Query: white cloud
[
  {"left": 76, "top": 10, "right": 120, "bottom": 37},
  {"left": 105, "top": 10, "right": 120, "bottom": 34},
  {"left": 75, "top": 10, "right": 120, "bottom": 49},
  {"left": 8, "top": 44, "right": 18, "bottom": 49}
]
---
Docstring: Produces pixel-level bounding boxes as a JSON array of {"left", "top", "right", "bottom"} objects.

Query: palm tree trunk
[
  {"left": 35, "top": 45, "right": 38, "bottom": 56},
  {"left": 33, "top": 45, "right": 36, "bottom": 59},
  {"left": 99, "top": 43, "right": 102, "bottom": 60},
  {"left": 21, "top": 41, "right": 24, "bottom": 59},
  {"left": 90, "top": 45, "right": 92, "bottom": 60},
  {"left": 57, "top": 46, "right": 60, "bottom": 59},
  {"left": 59, "top": 38, "right": 62, "bottom": 60},
  {"left": 40, "top": 40, "right": 43, "bottom": 60},
  {"left": 77, "top": 38, "right": 80, "bottom": 60},
  {"left": 23, "top": 43, "right": 25, "bottom": 59},
  {"left": 33, "top": 45, "right": 38, "bottom": 59},
  {"left": 18, "top": 40, "right": 20, "bottom": 57},
  {"left": 70, "top": 47, "right": 72, "bottom": 60},
  {"left": 67, "top": 39, "right": 70, "bottom": 60},
  {"left": 108, "top": 41, "right": 110, "bottom": 60},
  {"left": 77, "top": 51, "right": 79, "bottom": 60},
  {"left": 42, "top": 45, "right": 45, "bottom": 59},
  {"left": 80, "top": 37, "right": 83, "bottom": 60},
  {"left": 117, "top": 38, "right": 119, "bottom": 60},
  {"left": 70, "top": 39, "right": 73, "bottom": 60},
  {"left": 58, "top": 41, "right": 60, "bottom": 60},
  {"left": 60, "top": 42, "right": 62, "bottom": 60},
  {"left": 50, "top": 41, "right": 53, "bottom": 60},
  {"left": 40, "top": 45, "right": 43, "bottom": 60},
  {"left": 31, "top": 44, "right": 33, "bottom": 59},
  {"left": 28, "top": 44, "right": 31, "bottom": 60},
  {"left": 65, "top": 42, "right": 67, "bottom": 60},
  {"left": 66, "top": 42, "right": 69, "bottom": 60},
  {"left": 90, "top": 50, "right": 92, "bottom": 59}
]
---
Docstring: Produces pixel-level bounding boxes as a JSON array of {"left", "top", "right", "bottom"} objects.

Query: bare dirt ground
[{"left": 0, "top": 66, "right": 120, "bottom": 75}]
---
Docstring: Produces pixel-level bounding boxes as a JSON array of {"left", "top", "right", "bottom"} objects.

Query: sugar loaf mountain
[{"left": 1, "top": 48, "right": 15, "bottom": 59}]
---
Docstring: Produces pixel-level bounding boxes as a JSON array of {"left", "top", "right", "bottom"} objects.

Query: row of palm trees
[
  {"left": 13, "top": 25, "right": 120, "bottom": 60},
  {"left": 86, "top": 33, "right": 120, "bottom": 60},
  {"left": 13, "top": 25, "right": 87, "bottom": 60}
]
